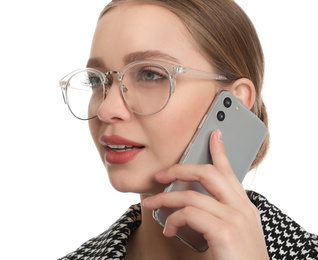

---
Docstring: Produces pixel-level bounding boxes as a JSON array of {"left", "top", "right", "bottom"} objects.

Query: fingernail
[
  {"left": 217, "top": 130, "right": 223, "bottom": 143},
  {"left": 163, "top": 226, "right": 166, "bottom": 235}
]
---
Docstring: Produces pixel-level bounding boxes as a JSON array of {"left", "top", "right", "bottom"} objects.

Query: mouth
[
  {"left": 107, "top": 144, "right": 144, "bottom": 152},
  {"left": 100, "top": 135, "right": 145, "bottom": 164}
]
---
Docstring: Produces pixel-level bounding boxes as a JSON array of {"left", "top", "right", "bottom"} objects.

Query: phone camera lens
[
  {"left": 217, "top": 111, "right": 225, "bottom": 121},
  {"left": 223, "top": 97, "right": 232, "bottom": 108}
]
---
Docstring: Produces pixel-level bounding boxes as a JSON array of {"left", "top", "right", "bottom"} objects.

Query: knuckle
[
  {"left": 170, "top": 164, "right": 186, "bottom": 177},
  {"left": 231, "top": 210, "right": 246, "bottom": 226},
  {"left": 181, "top": 190, "right": 205, "bottom": 207},
  {"left": 230, "top": 203, "right": 259, "bottom": 227},
  {"left": 238, "top": 200, "right": 260, "bottom": 221},
  {"left": 196, "top": 164, "right": 215, "bottom": 181},
  {"left": 166, "top": 164, "right": 177, "bottom": 175},
  {"left": 219, "top": 223, "right": 238, "bottom": 244},
  {"left": 183, "top": 190, "right": 200, "bottom": 199},
  {"left": 247, "top": 204, "right": 259, "bottom": 218},
  {"left": 246, "top": 204, "right": 262, "bottom": 225},
  {"left": 170, "top": 163, "right": 181, "bottom": 171},
  {"left": 182, "top": 206, "right": 197, "bottom": 217},
  {"left": 200, "top": 164, "right": 215, "bottom": 173}
]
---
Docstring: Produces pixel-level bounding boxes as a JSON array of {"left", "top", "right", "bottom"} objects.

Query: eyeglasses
[{"left": 59, "top": 60, "right": 227, "bottom": 120}]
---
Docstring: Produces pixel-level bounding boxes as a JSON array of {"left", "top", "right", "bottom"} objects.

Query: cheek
[
  {"left": 88, "top": 120, "right": 102, "bottom": 155},
  {"left": 146, "top": 85, "right": 217, "bottom": 166}
]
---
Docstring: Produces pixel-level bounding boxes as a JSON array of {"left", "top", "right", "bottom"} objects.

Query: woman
[{"left": 58, "top": 0, "right": 318, "bottom": 259}]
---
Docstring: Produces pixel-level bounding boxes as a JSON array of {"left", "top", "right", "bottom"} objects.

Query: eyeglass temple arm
[{"left": 173, "top": 66, "right": 227, "bottom": 81}]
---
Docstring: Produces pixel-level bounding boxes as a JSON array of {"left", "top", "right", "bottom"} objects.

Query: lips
[{"left": 100, "top": 135, "right": 145, "bottom": 164}]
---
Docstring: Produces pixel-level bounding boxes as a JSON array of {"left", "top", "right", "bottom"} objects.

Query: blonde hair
[{"left": 98, "top": 0, "right": 269, "bottom": 170}]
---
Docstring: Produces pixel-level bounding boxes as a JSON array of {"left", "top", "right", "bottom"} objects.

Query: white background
[{"left": 0, "top": 1, "right": 317, "bottom": 259}]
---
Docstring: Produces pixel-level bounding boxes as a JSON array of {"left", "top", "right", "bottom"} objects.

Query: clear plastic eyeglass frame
[{"left": 59, "top": 60, "right": 228, "bottom": 120}]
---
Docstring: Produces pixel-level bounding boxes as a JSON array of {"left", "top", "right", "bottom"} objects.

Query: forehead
[{"left": 90, "top": 2, "right": 205, "bottom": 68}]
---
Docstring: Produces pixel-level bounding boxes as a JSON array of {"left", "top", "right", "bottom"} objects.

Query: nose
[{"left": 97, "top": 77, "right": 132, "bottom": 123}]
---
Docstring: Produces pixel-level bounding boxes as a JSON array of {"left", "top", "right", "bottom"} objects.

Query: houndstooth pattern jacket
[{"left": 59, "top": 191, "right": 318, "bottom": 260}]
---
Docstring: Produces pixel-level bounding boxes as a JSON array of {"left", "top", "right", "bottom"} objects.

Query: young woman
[{"left": 58, "top": 0, "right": 318, "bottom": 259}]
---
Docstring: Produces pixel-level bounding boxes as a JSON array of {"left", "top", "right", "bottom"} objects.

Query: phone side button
[{"left": 198, "top": 114, "right": 207, "bottom": 129}]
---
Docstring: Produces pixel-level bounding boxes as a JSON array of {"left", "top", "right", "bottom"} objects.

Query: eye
[
  {"left": 141, "top": 70, "right": 164, "bottom": 81},
  {"left": 136, "top": 66, "right": 168, "bottom": 82},
  {"left": 87, "top": 76, "right": 102, "bottom": 88}
]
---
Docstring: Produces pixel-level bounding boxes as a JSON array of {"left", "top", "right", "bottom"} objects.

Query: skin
[{"left": 88, "top": 2, "right": 269, "bottom": 260}]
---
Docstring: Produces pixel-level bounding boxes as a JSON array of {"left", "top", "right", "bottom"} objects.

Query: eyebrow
[
  {"left": 124, "top": 50, "right": 181, "bottom": 64},
  {"left": 86, "top": 50, "right": 180, "bottom": 70},
  {"left": 86, "top": 57, "right": 105, "bottom": 69}
]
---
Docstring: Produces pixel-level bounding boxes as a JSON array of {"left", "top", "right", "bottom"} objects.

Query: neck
[{"left": 125, "top": 195, "right": 213, "bottom": 260}]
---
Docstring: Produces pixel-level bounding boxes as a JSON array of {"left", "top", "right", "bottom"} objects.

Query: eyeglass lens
[
  {"left": 66, "top": 63, "right": 171, "bottom": 119},
  {"left": 66, "top": 70, "right": 104, "bottom": 120}
]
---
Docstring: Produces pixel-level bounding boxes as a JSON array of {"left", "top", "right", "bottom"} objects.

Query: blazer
[{"left": 59, "top": 191, "right": 318, "bottom": 259}]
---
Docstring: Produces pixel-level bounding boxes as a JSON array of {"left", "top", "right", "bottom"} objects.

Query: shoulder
[
  {"left": 247, "top": 190, "right": 318, "bottom": 259},
  {"left": 58, "top": 204, "right": 141, "bottom": 260}
]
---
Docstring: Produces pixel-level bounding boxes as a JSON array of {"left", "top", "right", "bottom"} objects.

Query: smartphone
[{"left": 153, "top": 91, "right": 267, "bottom": 252}]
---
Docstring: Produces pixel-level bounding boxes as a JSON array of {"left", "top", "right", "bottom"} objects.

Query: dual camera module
[{"left": 217, "top": 97, "right": 232, "bottom": 121}]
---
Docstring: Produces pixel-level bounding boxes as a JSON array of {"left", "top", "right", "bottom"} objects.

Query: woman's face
[{"left": 89, "top": 2, "right": 220, "bottom": 195}]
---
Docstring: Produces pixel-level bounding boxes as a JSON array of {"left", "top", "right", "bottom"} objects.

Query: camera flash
[{"left": 236, "top": 106, "right": 240, "bottom": 111}]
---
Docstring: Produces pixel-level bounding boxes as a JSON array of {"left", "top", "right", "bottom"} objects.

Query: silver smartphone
[{"left": 153, "top": 91, "right": 267, "bottom": 252}]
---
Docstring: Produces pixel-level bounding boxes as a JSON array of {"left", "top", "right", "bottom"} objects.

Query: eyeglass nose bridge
[
  {"left": 103, "top": 70, "right": 125, "bottom": 94},
  {"left": 102, "top": 70, "right": 129, "bottom": 99},
  {"left": 105, "top": 71, "right": 122, "bottom": 81}
]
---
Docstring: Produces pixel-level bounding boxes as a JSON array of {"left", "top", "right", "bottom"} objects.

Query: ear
[{"left": 228, "top": 78, "right": 255, "bottom": 109}]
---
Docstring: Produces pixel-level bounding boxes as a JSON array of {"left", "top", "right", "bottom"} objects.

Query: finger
[
  {"left": 143, "top": 190, "right": 231, "bottom": 220},
  {"left": 209, "top": 130, "right": 248, "bottom": 199},
  {"left": 209, "top": 130, "right": 233, "bottom": 179},
  {"left": 154, "top": 164, "right": 237, "bottom": 203},
  {"left": 163, "top": 206, "right": 225, "bottom": 243},
  {"left": 163, "top": 206, "right": 268, "bottom": 259}
]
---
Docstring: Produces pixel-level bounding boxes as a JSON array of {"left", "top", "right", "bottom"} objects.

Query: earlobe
[{"left": 228, "top": 78, "right": 255, "bottom": 109}]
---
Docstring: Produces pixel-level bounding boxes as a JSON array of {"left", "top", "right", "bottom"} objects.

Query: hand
[{"left": 143, "top": 130, "right": 269, "bottom": 260}]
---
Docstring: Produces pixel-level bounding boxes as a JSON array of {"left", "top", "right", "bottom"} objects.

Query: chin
[
  {"left": 108, "top": 173, "right": 165, "bottom": 195},
  {"left": 105, "top": 159, "right": 168, "bottom": 195}
]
